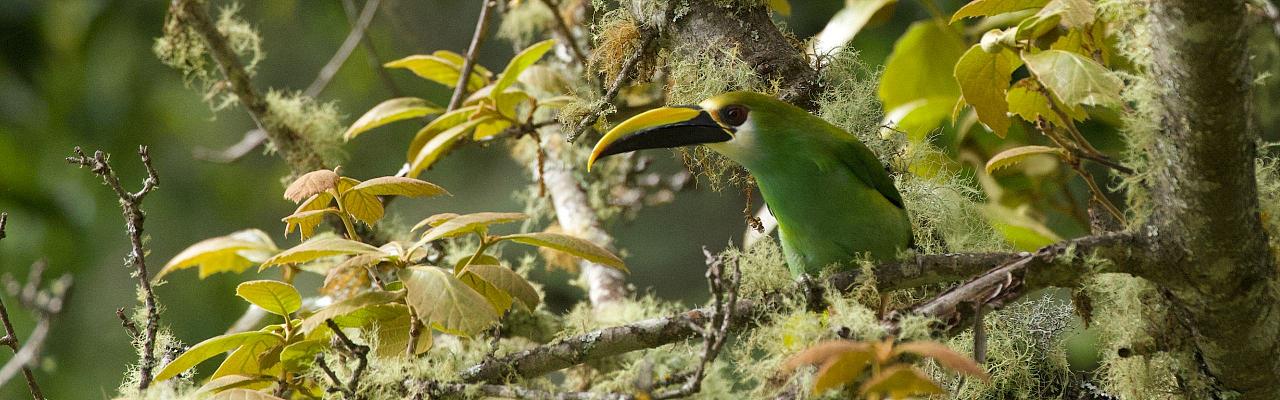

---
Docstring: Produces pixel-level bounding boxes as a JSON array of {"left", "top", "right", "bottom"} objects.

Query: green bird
[{"left": 587, "top": 91, "right": 912, "bottom": 276}]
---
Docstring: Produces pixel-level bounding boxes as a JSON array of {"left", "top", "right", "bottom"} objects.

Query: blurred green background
[{"left": 0, "top": 0, "right": 1146, "bottom": 397}]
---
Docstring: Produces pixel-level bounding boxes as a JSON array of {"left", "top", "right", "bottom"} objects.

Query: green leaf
[
  {"left": 768, "top": 0, "right": 791, "bottom": 15},
  {"left": 398, "top": 266, "right": 499, "bottom": 336},
  {"left": 210, "top": 332, "right": 284, "bottom": 380},
  {"left": 432, "top": 50, "right": 494, "bottom": 82},
  {"left": 340, "top": 188, "right": 384, "bottom": 226},
  {"left": 412, "top": 213, "right": 461, "bottom": 232},
  {"left": 384, "top": 54, "right": 487, "bottom": 91},
  {"left": 157, "top": 229, "right": 279, "bottom": 280},
  {"left": 812, "top": 0, "right": 898, "bottom": 55},
  {"left": 406, "top": 106, "right": 477, "bottom": 161},
  {"left": 858, "top": 365, "right": 945, "bottom": 399},
  {"left": 346, "top": 303, "right": 432, "bottom": 357},
  {"left": 472, "top": 118, "right": 513, "bottom": 140},
  {"left": 493, "top": 39, "right": 556, "bottom": 95},
  {"left": 985, "top": 145, "right": 1067, "bottom": 174},
  {"left": 236, "top": 280, "right": 303, "bottom": 316},
  {"left": 284, "top": 193, "right": 334, "bottom": 239},
  {"left": 343, "top": 97, "right": 442, "bottom": 140},
  {"left": 1006, "top": 79, "right": 1066, "bottom": 126},
  {"left": 1022, "top": 49, "right": 1122, "bottom": 108},
  {"left": 407, "top": 117, "right": 490, "bottom": 177},
  {"left": 954, "top": 46, "right": 1022, "bottom": 137},
  {"left": 414, "top": 212, "right": 528, "bottom": 246},
  {"left": 951, "top": 0, "right": 1048, "bottom": 22},
  {"left": 498, "top": 232, "right": 627, "bottom": 272},
  {"left": 463, "top": 264, "right": 540, "bottom": 310},
  {"left": 883, "top": 97, "right": 956, "bottom": 144},
  {"left": 1037, "top": 0, "right": 1094, "bottom": 28},
  {"left": 210, "top": 389, "right": 286, "bottom": 400},
  {"left": 195, "top": 374, "right": 275, "bottom": 394},
  {"left": 350, "top": 176, "right": 450, "bottom": 198},
  {"left": 879, "top": 22, "right": 966, "bottom": 110},
  {"left": 260, "top": 237, "right": 383, "bottom": 269},
  {"left": 458, "top": 268, "right": 514, "bottom": 314},
  {"left": 301, "top": 290, "right": 406, "bottom": 334},
  {"left": 893, "top": 341, "right": 990, "bottom": 379},
  {"left": 283, "top": 169, "right": 339, "bottom": 203},
  {"left": 280, "top": 339, "right": 327, "bottom": 371},
  {"left": 154, "top": 331, "right": 282, "bottom": 382},
  {"left": 984, "top": 203, "right": 1063, "bottom": 251},
  {"left": 1014, "top": 12, "right": 1061, "bottom": 41}
]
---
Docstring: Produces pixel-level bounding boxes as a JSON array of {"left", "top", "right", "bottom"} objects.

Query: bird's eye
[{"left": 720, "top": 105, "right": 749, "bottom": 126}]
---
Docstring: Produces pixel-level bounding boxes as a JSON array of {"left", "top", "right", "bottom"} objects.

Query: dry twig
[{"left": 449, "top": 0, "right": 496, "bottom": 110}]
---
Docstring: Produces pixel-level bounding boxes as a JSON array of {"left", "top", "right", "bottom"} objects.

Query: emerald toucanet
[{"left": 587, "top": 92, "right": 913, "bottom": 276}]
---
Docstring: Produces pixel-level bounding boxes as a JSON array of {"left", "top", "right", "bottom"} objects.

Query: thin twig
[
  {"left": 192, "top": 129, "right": 267, "bottom": 163},
  {"left": 325, "top": 319, "right": 369, "bottom": 396},
  {"left": 341, "top": 0, "right": 401, "bottom": 96},
  {"left": 66, "top": 146, "right": 161, "bottom": 390},
  {"left": 116, "top": 307, "right": 140, "bottom": 338},
  {"left": 0, "top": 298, "right": 43, "bottom": 400},
  {"left": 305, "top": 0, "right": 383, "bottom": 97},
  {"left": 449, "top": 0, "right": 496, "bottom": 110},
  {"left": 568, "top": 32, "right": 656, "bottom": 142},
  {"left": 538, "top": 0, "right": 590, "bottom": 67},
  {"left": 652, "top": 247, "right": 741, "bottom": 399}
]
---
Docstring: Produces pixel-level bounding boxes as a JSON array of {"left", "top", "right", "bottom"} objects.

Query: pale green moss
[
  {"left": 497, "top": 0, "right": 555, "bottom": 48},
  {"left": 262, "top": 90, "right": 346, "bottom": 166},
  {"left": 936, "top": 294, "right": 1075, "bottom": 399},
  {"left": 154, "top": 3, "right": 264, "bottom": 112}
]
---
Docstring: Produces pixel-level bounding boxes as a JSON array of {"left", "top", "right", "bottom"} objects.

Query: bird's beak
[{"left": 587, "top": 106, "right": 733, "bottom": 171}]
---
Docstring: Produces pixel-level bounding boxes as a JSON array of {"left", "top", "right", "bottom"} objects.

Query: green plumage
[{"left": 704, "top": 92, "right": 913, "bottom": 276}]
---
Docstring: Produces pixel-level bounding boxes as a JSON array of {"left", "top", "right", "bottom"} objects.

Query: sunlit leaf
[
  {"left": 398, "top": 266, "right": 499, "bottom": 336},
  {"left": 879, "top": 22, "right": 966, "bottom": 110},
  {"left": 350, "top": 176, "right": 449, "bottom": 198},
  {"left": 465, "top": 264, "right": 540, "bottom": 310},
  {"left": 954, "top": 46, "right": 1021, "bottom": 137},
  {"left": 195, "top": 374, "right": 275, "bottom": 394},
  {"left": 768, "top": 0, "right": 791, "bottom": 15},
  {"left": 210, "top": 332, "right": 283, "bottom": 380},
  {"left": 412, "top": 213, "right": 461, "bottom": 231},
  {"left": 492, "top": 90, "right": 530, "bottom": 120},
  {"left": 858, "top": 365, "right": 945, "bottom": 399},
  {"left": 407, "top": 106, "right": 478, "bottom": 160},
  {"left": 493, "top": 39, "right": 556, "bottom": 95},
  {"left": 1038, "top": 0, "right": 1094, "bottom": 28},
  {"left": 154, "top": 331, "right": 282, "bottom": 382},
  {"left": 384, "top": 54, "right": 487, "bottom": 91},
  {"left": 950, "top": 0, "right": 1048, "bottom": 22},
  {"left": 986, "top": 145, "right": 1067, "bottom": 174},
  {"left": 261, "top": 237, "right": 383, "bottom": 269},
  {"left": 301, "top": 290, "right": 406, "bottom": 334},
  {"left": 343, "top": 97, "right": 442, "bottom": 140},
  {"left": 1007, "top": 79, "right": 1066, "bottom": 126},
  {"left": 345, "top": 303, "right": 433, "bottom": 357},
  {"left": 1022, "top": 50, "right": 1122, "bottom": 108},
  {"left": 285, "top": 192, "right": 334, "bottom": 239},
  {"left": 414, "top": 212, "right": 528, "bottom": 246},
  {"left": 1014, "top": 12, "right": 1061, "bottom": 41},
  {"left": 472, "top": 118, "right": 513, "bottom": 140},
  {"left": 984, "top": 203, "right": 1063, "bottom": 251},
  {"left": 498, "top": 232, "right": 626, "bottom": 272},
  {"left": 157, "top": 229, "right": 279, "bottom": 280},
  {"left": 210, "top": 389, "right": 286, "bottom": 400},
  {"left": 432, "top": 49, "right": 494, "bottom": 81},
  {"left": 340, "top": 188, "right": 384, "bottom": 226},
  {"left": 279, "top": 339, "right": 327, "bottom": 371},
  {"left": 407, "top": 117, "right": 490, "bottom": 177},
  {"left": 893, "top": 341, "right": 990, "bottom": 379},
  {"left": 811, "top": 0, "right": 897, "bottom": 55},
  {"left": 236, "top": 280, "right": 303, "bottom": 316},
  {"left": 883, "top": 97, "right": 955, "bottom": 144},
  {"left": 284, "top": 169, "right": 339, "bottom": 203},
  {"left": 459, "top": 268, "right": 514, "bottom": 314}
]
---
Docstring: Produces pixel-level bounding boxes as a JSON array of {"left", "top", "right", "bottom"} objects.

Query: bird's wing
[{"left": 832, "top": 138, "right": 906, "bottom": 210}]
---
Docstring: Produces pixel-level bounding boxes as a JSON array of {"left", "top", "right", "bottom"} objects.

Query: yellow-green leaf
[
  {"left": 236, "top": 280, "right": 303, "bottom": 316},
  {"left": 498, "top": 232, "right": 626, "bottom": 272},
  {"left": 493, "top": 39, "right": 556, "bottom": 95},
  {"left": 1023, "top": 49, "right": 1122, "bottom": 107},
  {"left": 954, "top": 46, "right": 1021, "bottom": 137},
  {"left": 459, "top": 268, "right": 514, "bottom": 314},
  {"left": 260, "top": 237, "right": 383, "bottom": 269},
  {"left": 432, "top": 49, "right": 494, "bottom": 83},
  {"left": 984, "top": 203, "right": 1064, "bottom": 251},
  {"left": 814, "top": 347, "right": 874, "bottom": 394},
  {"left": 986, "top": 145, "right": 1067, "bottom": 174},
  {"left": 465, "top": 264, "right": 541, "bottom": 311},
  {"left": 343, "top": 303, "right": 432, "bottom": 357},
  {"left": 195, "top": 374, "right": 275, "bottom": 394},
  {"left": 411, "top": 212, "right": 460, "bottom": 232},
  {"left": 472, "top": 118, "right": 513, "bottom": 140},
  {"left": 1038, "top": 0, "right": 1093, "bottom": 28},
  {"left": 951, "top": 0, "right": 1048, "bottom": 22},
  {"left": 1014, "top": 12, "right": 1061, "bottom": 41},
  {"left": 157, "top": 229, "right": 279, "bottom": 280},
  {"left": 280, "top": 339, "right": 327, "bottom": 371},
  {"left": 340, "top": 188, "right": 384, "bottom": 226},
  {"left": 407, "top": 106, "right": 478, "bottom": 161},
  {"left": 384, "top": 54, "right": 487, "bottom": 91},
  {"left": 350, "top": 176, "right": 449, "bottom": 198},
  {"left": 210, "top": 332, "right": 283, "bottom": 380},
  {"left": 883, "top": 96, "right": 956, "bottom": 144},
  {"left": 210, "top": 389, "right": 286, "bottom": 400},
  {"left": 399, "top": 266, "right": 499, "bottom": 336},
  {"left": 893, "top": 341, "right": 990, "bottom": 379},
  {"left": 154, "top": 331, "right": 282, "bottom": 382},
  {"left": 811, "top": 0, "right": 897, "bottom": 55},
  {"left": 300, "top": 290, "right": 406, "bottom": 334},
  {"left": 1006, "top": 79, "right": 1066, "bottom": 126},
  {"left": 282, "top": 208, "right": 335, "bottom": 240},
  {"left": 879, "top": 22, "right": 966, "bottom": 110},
  {"left": 858, "top": 365, "right": 944, "bottom": 399},
  {"left": 343, "top": 97, "right": 442, "bottom": 140},
  {"left": 407, "top": 117, "right": 490, "bottom": 177},
  {"left": 284, "top": 169, "right": 339, "bottom": 203},
  {"left": 414, "top": 212, "right": 528, "bottom": 246},
  {"left": 768, "top": 0, "right": 791, "bottom": 15}
]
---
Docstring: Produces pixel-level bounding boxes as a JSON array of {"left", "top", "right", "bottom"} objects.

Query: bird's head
[{"left": 587, "top": 92, "right": 808, "bottom": 171}]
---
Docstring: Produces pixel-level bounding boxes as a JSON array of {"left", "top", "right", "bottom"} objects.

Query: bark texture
[{"left": 1145, "top": 0, "right": 1280, "bottom": 396}]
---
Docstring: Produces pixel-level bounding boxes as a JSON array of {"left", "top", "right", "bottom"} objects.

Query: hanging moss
[
  {"left": 262, "top": 90, "right": 346, "bottom": 167},
  {"left": 154, "top": 4, "right": 264, "bottom": 112}
]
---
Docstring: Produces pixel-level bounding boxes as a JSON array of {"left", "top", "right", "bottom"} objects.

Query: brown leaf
[
  {"left": 284, "top": 169, "right": 340, "bottom": 203},
  {"left": 893, "top": 341, "right": 990, "bottom": 380}
]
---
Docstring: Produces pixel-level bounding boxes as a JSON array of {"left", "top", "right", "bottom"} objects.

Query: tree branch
[
  {"left": 66, "top": 146, "right": 161, "bottom": 390},
  {"left": 448, "top": 0, "right": 495, "bottom": 111}
]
